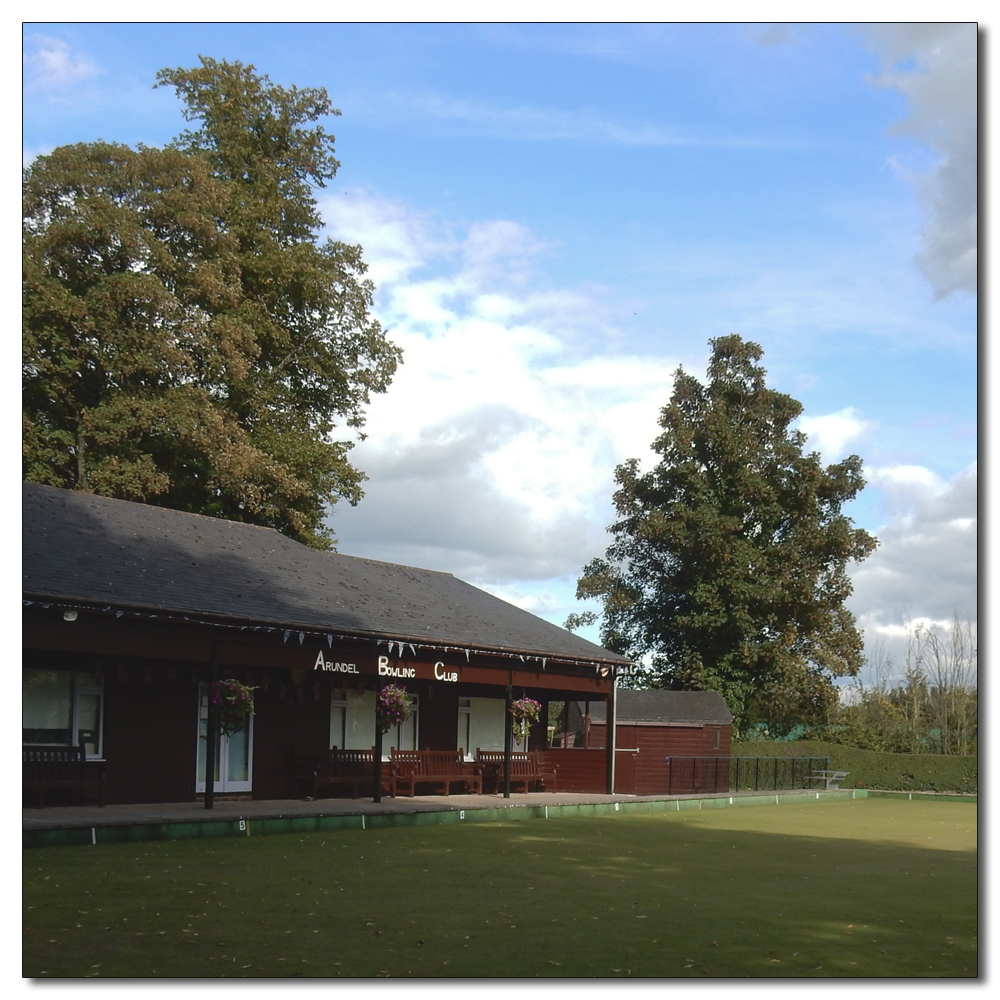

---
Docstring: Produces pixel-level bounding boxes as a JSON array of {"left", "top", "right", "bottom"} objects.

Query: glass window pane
[
  {"left": 566, "top": 701, "right": 587, "bottom": 748},
  {"left": 77, "top": 693, "right": 101, "bottom": 757},
  {"left": 392, "top": 695, "right": 418, "bottom": 751},
  {"left": 345, "top": 690, "right": 376, "bottom": 750},
  {"left": 227, "top": 723, "right": 250, "bottom": 783},
  {"left": 457, "top": 710, "right": 471, "bottom": 758},
  {"left": 197, "top": 706, "right": 222, "bottom": 784},
  {"left": 469, "top": 698, "right": 523, "bottom": 752},
  {"left": 23, "top": 670, "right": 73, "bottom": 744},
  {"left": 547, "top": 701, "right": 586, "bottom": 748},
  {"left": 548, "top": 701, "right": 566, "bottom": 747},
  {"left": 330, "top": 703, "right": 346, "bottom": 749}
]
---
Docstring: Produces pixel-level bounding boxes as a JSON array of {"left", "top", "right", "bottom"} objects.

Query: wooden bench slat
[
  {"left": 295, "top": 748, "right": 395, "bottom": 799},
  {"left": 390, "top": 749, "right": 482, "bottom": 797},
  {"left": 23, "top": 746, "right": 105, "bottom": 807},
  {"left": 475, "top": 750, "right": 557, "bottom": 793}
]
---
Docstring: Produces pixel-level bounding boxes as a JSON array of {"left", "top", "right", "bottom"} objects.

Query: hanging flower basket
[
  {"left": 509, "top": 696, "right": 542, "bottom": 746},
  {"left": 211, "top": 678, "right": 257, "bottom": 737},
  {"left": 377, "top": 684, "right": 413, "bottom": 735}
]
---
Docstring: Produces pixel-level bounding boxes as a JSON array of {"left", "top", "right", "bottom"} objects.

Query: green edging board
[
  {"left": 862, "top": 790, "right": 977, "bottom": 803},
  {"left": 23, "top": 787, "right": 974, "bottom": 849}
]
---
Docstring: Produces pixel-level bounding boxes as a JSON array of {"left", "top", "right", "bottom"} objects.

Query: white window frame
[
  {"left": 22, "top": 668, "right": 105, "bottom": 759},
  {"left": 460, "top": 697, "right": 525, "bottom": 759},
  {"left": 331, "top": 689, "right": 419, "bottom": 755},
  {"left": 387, "top": 694, "right": 419, "bottom": 753},
  {"left": 458, "top": 698, "right": 472, "bottom": 759},
  {"left": 330, "top": 694, "right": 348, "bottom": 750}
]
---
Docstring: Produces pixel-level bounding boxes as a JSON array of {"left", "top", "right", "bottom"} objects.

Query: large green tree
[
  {"left": 23, "top": 57, "right": 401, "bottom": 548},
  {"left": 573, "top": 335, "right": 878, "bottom": 734}
]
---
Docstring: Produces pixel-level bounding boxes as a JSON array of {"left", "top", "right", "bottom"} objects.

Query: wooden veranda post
[
  {"left": 503, "top": 674, "right": 512, "bottom": 799},
  {"left": 605, "top": 669, "right": 617, "bottom": 795},
  {"left": 373, "top": 679, "right": 384, "bottom": 803},
  {"left": 204, "top": 644, "right": 218, "bottom": 810}
]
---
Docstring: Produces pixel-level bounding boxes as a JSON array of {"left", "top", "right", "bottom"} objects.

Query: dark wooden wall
[
  {"left": 251, "top": 676, "right": 330, "bottom": 800},
  {"left": 103, "top": 665, "right": 200, "bottom": 805},
  {"left": 24, "top": 637, "right": 619, "bottom": 803},
  {"left": 419, "top": 683, "right": 459, "bottom": 750},
  {"left": 542, "top": 748, "right": 607, "bottom": 793},
  {"left": 589, "top": 722, "right": 732, "bottom": 795}
]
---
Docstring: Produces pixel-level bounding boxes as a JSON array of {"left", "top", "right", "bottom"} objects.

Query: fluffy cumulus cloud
[
  {"left": 23, "top": 35, "right": 100, "bottom": 90},
  {"left": 847, "top": 462, "right": 977, "bottom": 675},
  {"left": 320, "top": 187, "right": 976, "bottom": 650},
  {"left": 862, "top": 23, "right": 977, "bottom": 298},
  {"left": 320, "top": 189, "right": 683, "bottom": 587},
  {"left": 797, "top": 406, "right": 873, "bottom": 461}
]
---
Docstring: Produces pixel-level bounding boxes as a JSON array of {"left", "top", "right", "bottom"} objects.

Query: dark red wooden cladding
[
  {"left": 101, "top": 664, "right": 199, "bottom": 805},
  {"left": 590, "top": 721, "right": 732, "bottom": 795},
  {"left": 23, "top": 485, "right": 630, "bottom": 808},
  {"left": 251, "top": 679, "right": 331, "bottom": 800},
  {"left": 418, "top": 684, "right": 461, "bottom": 751},
  {"left": 25, "top": 611, "right": 622, "bottom": 803},
  {"left": 541, "top": 748, "right": 607, "bottom": 793}
]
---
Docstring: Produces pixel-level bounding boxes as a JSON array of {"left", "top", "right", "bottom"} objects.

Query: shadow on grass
[{"left": 23, "top": 800, "right": 977, "bottom": 979}]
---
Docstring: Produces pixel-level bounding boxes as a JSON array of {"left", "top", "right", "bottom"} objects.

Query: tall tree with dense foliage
[
  {"left": 23, "top": 57, "right": 401, "bottom": 548},
  {"left": 573, "top": 335, "right": 878, "bottom": 733}
]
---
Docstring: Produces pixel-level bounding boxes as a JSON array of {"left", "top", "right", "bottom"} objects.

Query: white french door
[{"left": 196, "top": 684, "right": 253, "bottom": 793}]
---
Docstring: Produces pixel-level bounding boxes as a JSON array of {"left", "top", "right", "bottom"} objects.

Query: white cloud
[
  {"left": 325, "top": 189, "right": 454, "bottom": 286},
  {"left": 862, "top": 23, "right": 977, "bottom": 298},
  {"left": 23, "top": 35, "right": 100, "bottom": 90},
  {"left": 849, "top": 461, "right": 977, "bottom": 636},
  {"left": 845, "top": 460, "right": 976, "bottom": 684},
  {"left": 869, "top": 463, "right": 947, "bottom": 494},
  {"left": 368, "top": 89, "right": 816, "bottom": 150},
  {"left": 318, "top": 186, "right": 975, "bottom": 670},
  {"left": 797, "top": 406, "right": 873, "bottom": 461},
  {"left": 320, "top": 189, "right": 683, "bottom": 584},
  {"left": 871, "top": 617, "right": 956, "bottom": 640}
]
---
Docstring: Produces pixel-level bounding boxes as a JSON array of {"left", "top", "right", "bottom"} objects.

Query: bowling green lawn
[{"left": 23, "top": 797, "right": 977, "bottom": 978}]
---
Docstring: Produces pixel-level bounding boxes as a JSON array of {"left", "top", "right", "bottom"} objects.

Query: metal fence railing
[{"left": 662, "top": 756, "right": 831, "bottom": 795}]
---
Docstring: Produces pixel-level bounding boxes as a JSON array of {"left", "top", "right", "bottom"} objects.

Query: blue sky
[{"left": 22, "top": 21, "right": 977, "bottom": 683}]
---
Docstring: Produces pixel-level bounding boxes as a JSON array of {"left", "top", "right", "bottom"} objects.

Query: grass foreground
[{"left": 23, "top": 797, "right": 977, "bottom": 978}]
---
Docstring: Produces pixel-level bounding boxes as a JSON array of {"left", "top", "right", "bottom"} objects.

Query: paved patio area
[{"left": 23, "top": 788, "right": 775, "bottom": 831}]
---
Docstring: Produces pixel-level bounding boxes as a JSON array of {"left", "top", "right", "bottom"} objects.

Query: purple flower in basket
[
  {"left": 377, "top": 684, "right": 413, "bottom": 734},
  {"left": 211, "top": 678, "right": 257, "bottom": 737},
  {"left": 509, "top": 697, "right": 542, "bottom": 745}
]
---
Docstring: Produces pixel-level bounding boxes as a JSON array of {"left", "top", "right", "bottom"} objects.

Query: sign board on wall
[
  {"left": 313, "top": 651, "right": 458, "bottom": 682},
  {"left": 311, "top": 649, "right": 612, "bottom": 695}
]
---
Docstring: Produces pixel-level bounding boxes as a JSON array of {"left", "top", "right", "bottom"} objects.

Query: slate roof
[
  {"left": 589, "top": 689, "right": 732, "bottom": 725},
  {"left": 22, "top": 483, "right": 631, "bottom": 666}
]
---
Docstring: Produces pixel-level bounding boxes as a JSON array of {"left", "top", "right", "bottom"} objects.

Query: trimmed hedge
[{"left": 731, "top": 740, "right": 977, "bottom": 794}]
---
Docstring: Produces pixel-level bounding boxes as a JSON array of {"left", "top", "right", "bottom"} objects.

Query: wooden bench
[
  {"left": 809, "top": 769, "right": 850, "bottom": 790},
  {"left": 296, "top": 749, "right": 395, "bottom": 799},
  {"left": 476, "top": 750, "right": 557, "bottom": 794},
  {"left": 23, "top": 746, "right": 105, "bottom": 807},
  {"left": 391, "top": 749, "right": 482, "bottom": 796}
]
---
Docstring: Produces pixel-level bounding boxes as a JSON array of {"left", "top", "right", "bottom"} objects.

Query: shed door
[{"left": 613, "top": 724, "right": 639, "bottom": 794}]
